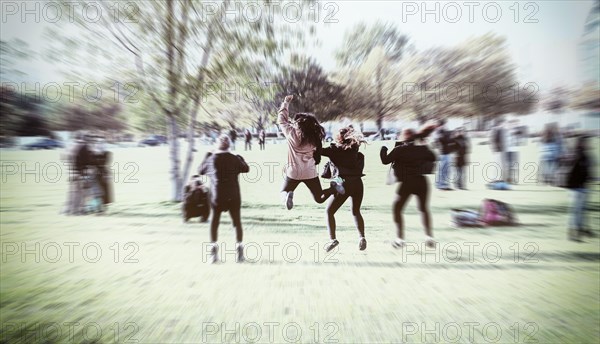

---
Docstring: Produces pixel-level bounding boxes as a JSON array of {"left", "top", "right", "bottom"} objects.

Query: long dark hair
[{"left": 295, "top": 113, "right": 325, "bottom": 148}]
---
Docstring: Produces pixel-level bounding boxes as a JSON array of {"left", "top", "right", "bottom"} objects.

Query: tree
[
  {"left": 275, "top": 58, "right": 347, "bottom": 122},
  {"left": 335, "top": 22, "right": 410, "bottom": 131},
  {"left": 58, "top": 0, "right": 316, "bottom": 201}
]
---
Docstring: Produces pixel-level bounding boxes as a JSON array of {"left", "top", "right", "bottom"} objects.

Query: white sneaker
[
  {"left": 425, "top": 237, "right": 437, "bottom": 248},
  {"left": 358, "top": 237, "right": 367, "bottom": 251},
  {"left": 209, "top": 244, "right": 219, "bottom": 264},
  {"left": 391, "top": 238, "right": 406, "bottom": 249},
  {"left": 236, "top": 242, "right": 245, "bottom": 263}
]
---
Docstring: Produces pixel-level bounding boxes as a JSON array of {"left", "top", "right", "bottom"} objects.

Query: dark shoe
[
  {"left": 286, "top": 191, "right": 294, "bottom": 210},
  {"left": 358, "top": 237, "right": 367, "bottom": 251},
  {"left": 578, "top": 229, "right": 596, "bottom": 238},
  {"left": 569, "top": 229, "right": 584, "bottom": 242},
  {"left": 325, "top": 239, "right": 339, "bottom": 252},
  {"left": 236, "top": 243, "right": 245, "bottom": 263}
]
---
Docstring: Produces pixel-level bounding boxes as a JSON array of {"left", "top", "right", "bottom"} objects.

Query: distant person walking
[
  {"left": 244, "top": 129, "right": 252, "bottom": 151},
  {"left": 381, "top": 126, "right": 437, "bottom": 248},
  {"left": 258, "top": 129, "right": 266, "bottom": 150},
  {"left": 539, "top": 123, "right": 563, "bottom": 184},
  {"left": 200, "top": 135, "right": 250, "bottom": 263},
  {"left": 61, "top": 134, "right": 90, "bottom": 215},
  {"left": 92, "top": 139, "right": 113, "bottom": 212},
  {"left": 319, "top": 126, "right": 367, "bottom": 252},
  {"left": 490, "top": 118, "right": 507, "bottom": 182},
  {"left": 453, "top": 127, "right": 469, "bottom": 190},
  {"left": 506, "top": 119, "right": 524, "bottom": 184},
  {"left": 278, "top": 95, "right": 334, "bottom": 209},
  {"left": 435, "top": 119, "right": 454, "bottom": 190},
  {"left": 566, "top": 135, "right": 594, "bottom": 242},
  {"left": 229, "top": 129, "right": 237, "bottom": 151}
]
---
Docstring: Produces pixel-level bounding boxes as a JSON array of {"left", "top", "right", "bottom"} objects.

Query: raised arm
[{"left": 277, "top": 95, "right": 294, "bottom": 137}]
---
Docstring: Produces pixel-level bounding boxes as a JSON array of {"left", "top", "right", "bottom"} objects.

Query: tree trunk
[
  {"left": 181, "top": 99, "right": 200, "bottom": 189},
  {"left": 167, "top": 114, "right": 183, "bottom": 201}
]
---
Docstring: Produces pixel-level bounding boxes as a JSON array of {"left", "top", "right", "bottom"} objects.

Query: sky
[{"left": 1, "top": 0, "right": 597, "bottom": 92}]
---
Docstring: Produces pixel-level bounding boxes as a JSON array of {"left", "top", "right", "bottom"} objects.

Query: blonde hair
[{"left": 336, "top": 126, "right": 366, "bottom": 150}]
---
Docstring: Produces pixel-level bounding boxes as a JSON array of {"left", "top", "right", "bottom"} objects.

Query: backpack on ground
[
  {"left": 450, "top": 199, "right": 517, "bottom": 228},
  {"left": 480, "top": 199, "right": 517, "bottom": 226}
]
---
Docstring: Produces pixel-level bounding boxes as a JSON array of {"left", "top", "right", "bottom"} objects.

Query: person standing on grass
[
  {"left": 506, "top": 119, "right": 523, "bottom": 184},
  {"left": 200, "top": 134, "right": 250, "bottom": 263},
  {"left": 278, "top": 94, "right": 334, "bottom": 209},
  {"left": 453, "top": 127, "right": 469, "bottom": 190},
  {"left": 258, "top": 129, "right": 266, "bottom": 150},
  {"left": 490, "top": 117, "right": 507, "bottom": 182},
  {"left": 435, "top": 119, "right": 455, "bottom": 190},
  {"left": 381, "top": 126, "right": 437, "bottom": 249},
  {"left": 566, "top": 135, "right": 594, "bottom": 242},
  {"left": 229, "top": 128, "right": 237, "bottom": 151},
  {"left": 244, "top": 129, "right": 252, "bottom": 151},
  {"left": 319, "top": 126, "right": 367, "bottom": 252}
]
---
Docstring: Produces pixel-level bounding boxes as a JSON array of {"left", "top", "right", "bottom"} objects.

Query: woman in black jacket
[
  {"left": 200, "top": 134, "right": 250, "bottom": 263},
  {"left": 320, "top": 126, "right": 367, "bottom": 252},
  {"left": 381, "top": 128, "right": 437, "bottom": 248}
]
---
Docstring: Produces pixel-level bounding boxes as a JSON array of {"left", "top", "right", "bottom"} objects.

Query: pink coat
[{"left": 278, "top": 101, "right": 318, "bottom": 180}]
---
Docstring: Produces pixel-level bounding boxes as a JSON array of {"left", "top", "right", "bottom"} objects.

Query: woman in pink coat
[{"left": 278, "top": 95, "right": 334, "bottom": 209}]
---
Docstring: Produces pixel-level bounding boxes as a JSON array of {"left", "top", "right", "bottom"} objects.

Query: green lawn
[{"left": 1, "top": 138, "right": 599, "bottom": 343}]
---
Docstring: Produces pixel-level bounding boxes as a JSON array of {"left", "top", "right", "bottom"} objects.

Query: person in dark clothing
[
  {"left": 566, "top": 136, "right": 594, "bottom": 241},
  {"left": 92, "top": 141, "right": 113, "bottom": 210},
  {"left": 229, "top": 129, "right": 237, "bottom": 151},
  {"left": 199, "top": 134, "right": 250, "bottom": 263},
  {"left": 435, "top": 120, "right": 455, "bottom": 190},
  {"left": 381, "top": 128, "right": 437, "bottom": 248},
  {"left": 453, "top": 128, "right": 469, "bottom": 190},
  {"left": 319, "top": 126, "right": 367, "bottom": 252},
  {"left": 258, "top": 130, "right": 266, "bottom": 150},
  {"left": 244, "top": 129, "right": 252, "bottom": 151}
]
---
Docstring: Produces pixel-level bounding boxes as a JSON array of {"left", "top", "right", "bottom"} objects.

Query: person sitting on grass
[
  {"left": 278, "top": 94, "right": 334, "bottom": 210},
  {"left": 381, "top": 125, "right": 437, "bottom": 249},
  {"left": 199, "top": 134, "right": 250, "bottom": 263},
  {"left": 319, "top": 126, "right": 368, "bottom": 252}
]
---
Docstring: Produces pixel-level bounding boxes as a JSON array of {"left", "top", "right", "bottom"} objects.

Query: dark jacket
[
  {"left": 380, "top": 143, "right": 437, "bottom": 181},
  {"left": 567, "top": 150, "right": 591, "bottom": 189},
  {"left": 454, "top": 135, "right": 469, "bottom": 167},
  {"left": 74, "top": 143, "right": 92, "bottom": 176},
  {"left": 199, "top": 152, "right": 249, "bottom": 209},
  {"left": 491, "top": 127, "right": 505, "bottom": 153},
  {"left": 436, "top": 129, "right": 455, "bottom": 155},
  {"left": 320, "top": 144, "right": 365, "bottom": 178}
]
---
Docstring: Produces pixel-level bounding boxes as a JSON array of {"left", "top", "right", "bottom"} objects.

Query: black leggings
[
  {"left": 210, "top": 201, "right": 243, "bottom": 243},
  {"left": 393, "top": 176, "right": 432, "bottom": 239},
  {"left": 326, "top": 178, "right": 365, "bottom": 239},
  {"left": 282, "top": 177, "right": 332, "bottom": 204}
]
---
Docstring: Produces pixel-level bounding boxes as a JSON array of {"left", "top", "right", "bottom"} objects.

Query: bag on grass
[
  {"left": 480, "top": 199, "right": 517, "bottom": 226},
  {"left": 450, "top": 209, "right": 483, "bottom": 227},
  {"left": 487, "top": 180, "right": 511, "bottom": 190}
]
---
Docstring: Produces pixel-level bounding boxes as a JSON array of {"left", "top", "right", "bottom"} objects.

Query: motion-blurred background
[{"left": 1, "top": 1, "right": 599, "bottom": 343}]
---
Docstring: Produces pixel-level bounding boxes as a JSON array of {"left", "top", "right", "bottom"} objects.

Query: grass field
[{"left": 1, "top": 138, "right": 599, "bottom": 343}]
